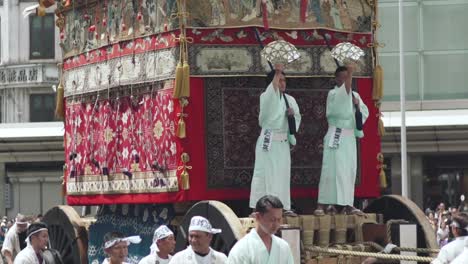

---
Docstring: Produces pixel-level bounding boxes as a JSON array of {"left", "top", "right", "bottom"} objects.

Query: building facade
[
  {"left": 0, "top": 0, "right": 64, "bottom": 218},
  {"left": 379, "top": 0, "right": 468, "bottom": 210}
]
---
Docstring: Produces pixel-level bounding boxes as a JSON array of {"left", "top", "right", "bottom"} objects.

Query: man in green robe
[
  {"left": 249, "top": 64, "right": 301, "bottom": 213},
  {"left": 315, "top": 64, "right": 369, "bottom": 215},
  {"left": 227, "top": 195, "right": 294, "bottom": 264}
]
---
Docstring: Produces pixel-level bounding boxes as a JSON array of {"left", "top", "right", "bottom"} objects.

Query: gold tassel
[
  {"left": 55, "top": 81, "right": 65, "bottom": 120},
  {"left": 378, "top": 116, "right": 386, "bottom": 137},
  {"left": 180, "top": 60, "right": 190, "bottom": 98},
  {"left": 379, "top": 167, "right": 387, "bottom": 189},
  {"left": 377, "top": 153, "right": 387, "bottom": 189},
  {"left": 178, "top": 153, "right": 192, "bottom": 190},
  {"left": 373, "top": 64, "right": 383, "bottom": 101},
  {"left": 180, "top": 170, "right": 190, "bottom": 190},
  {"left": 173, "top": 61, "right": 184, "bottom": 99},
  {"left": 177, "top": 114, "right": 186, "bottom": 138}
]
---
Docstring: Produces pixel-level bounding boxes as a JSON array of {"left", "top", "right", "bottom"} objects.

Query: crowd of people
[
  {"left": 427, "top": 202, "right": 468, "bottom": 263},
  {"left": 0, "top": 195, "right": 293, "bottom": 264}
]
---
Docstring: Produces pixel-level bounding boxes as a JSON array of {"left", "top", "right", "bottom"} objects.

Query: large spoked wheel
[
  {"left": 175, "top": 200, "right": 245, "bottom": 255},
  {"left": 43, "top": 206, "right": 89, "bottom": 264},
  {"left": 364, "top": 195, "right": 438, "bottom": 250}
]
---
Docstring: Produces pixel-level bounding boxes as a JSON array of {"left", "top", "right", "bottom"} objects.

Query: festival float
[{"left": 36, "top": 0, "right": 437, "bottom": 263}]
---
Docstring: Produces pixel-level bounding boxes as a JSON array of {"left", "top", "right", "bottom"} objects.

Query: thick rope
[
  {"left": 305, "top": 246, "right": 434, "bottom": 262},
  {"left": 395, "top": 246, "right": 440, "bottom": 253}
]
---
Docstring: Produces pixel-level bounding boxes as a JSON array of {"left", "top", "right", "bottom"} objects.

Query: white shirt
[
  {"left": 451, "top": 238, "right": 468, "bottom": 264},
  {"left": 2, "top": 224, "right": 25, "bottom": 260},
  {"left": 168, "top": 246, "right": 227, "bottom": 264},
  {"left": 102, "top": 259, "right": 130, "bottom": 264},
  {"left": 13, "top": 246, "right": 43, "bottom": 264},
  {"left": 432, "top": 236, "right": 467, "bottom": 264},
  {"left": 138, "top": 253, "right": 172, "bottom": 264},
  {"left": 227, "top": 228, "right": 294, "bottom": 264}
]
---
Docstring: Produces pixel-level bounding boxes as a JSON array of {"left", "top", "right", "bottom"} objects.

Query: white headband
[
  {"left": 150, "top": 226, "right": 174, "bottom": 254},
  {"left": 104, "top": 236, "right": 141, "bottom": 249},
  {"left": 189, "top": 216, "right": 221, "bottom": 234},
  {"left": 25, "top": 228, "right": 48, "bottom": 242},
  {"left": 15, "top": 218, "right": 28, "bottom": 225}
]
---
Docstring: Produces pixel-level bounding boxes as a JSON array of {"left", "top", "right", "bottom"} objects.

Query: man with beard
[
  {"left": 1, "top": 214, "right": 29, "bottom": 264},
  {"left": 227, "top": 195, "right": 294, "bottom": 264}
]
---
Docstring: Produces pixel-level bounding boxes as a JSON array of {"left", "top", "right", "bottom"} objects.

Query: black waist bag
[{"left": 283, "top": 93, "right": 296, "bottom": 135}]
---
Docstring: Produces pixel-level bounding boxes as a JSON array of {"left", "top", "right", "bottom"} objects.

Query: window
[
  {"left": 30, "top": 14, "right": 55, "bottom": 59},
  {"left": 378, "top": 0, "right": 468, "bottom": 101},
  {"left": 30, "top": 94, "right": 55, "bottom": 122}
]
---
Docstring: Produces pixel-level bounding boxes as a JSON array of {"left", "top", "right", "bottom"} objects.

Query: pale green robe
[
  {"left": 318, "top": 84, "right": 369, "bottom": 206},
  {"left": 227, "top": 229, "right": 294, "bottom": 264},
  {"left": 249, "top": 83, "right": 301, "bottom": 210}
]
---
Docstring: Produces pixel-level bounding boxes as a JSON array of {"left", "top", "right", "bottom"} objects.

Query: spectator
[{"left": 1, "top": 214, "right": 29, "bottom": 264}]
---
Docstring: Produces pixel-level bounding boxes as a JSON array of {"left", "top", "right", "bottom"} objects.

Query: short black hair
[
  {"left": 266, "top": 70, "right": 286, "bottom": 84},
  {"left": 255, "top": 195, "right": 284, "bottom": 214},
  {"left": 27, "top": 222, "right": 48, "bottom": 238},
  {"left": 335, "top": 66, "right": 348, "bottom": 77}
]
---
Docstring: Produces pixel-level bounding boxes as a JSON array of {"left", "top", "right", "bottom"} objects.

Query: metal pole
[{"left": 399, "top": 0, "right": 408, "bottom": 197}]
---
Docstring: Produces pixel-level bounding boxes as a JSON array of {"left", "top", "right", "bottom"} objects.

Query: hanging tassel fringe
[
  {"left": 378, "top": 116, "right": 385, "bottom": 137},
  {"left": 55, "top": 81, "right": 65, "bottom": 120},
  {"left": 373, "top": 64, "right": 384, "bottom": 101},
  {"left": 173, "top": 61, "right": 184, "bottom": 98},
  {"left": 178, "top": 153, "right": 192, "bottom": 190},
  {"left": 181, "top": 60, "right": 190, "bottom": 98},
  {"left": 377, "top": 153, "right": 387, "bottom": 189},
  {"left": 177, "top": 114, "right": 186, "bottom": 138}
]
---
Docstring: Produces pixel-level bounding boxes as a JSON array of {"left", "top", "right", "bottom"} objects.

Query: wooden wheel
[
  {"left": 175, "top": 200, "right": 245, "bottom": 255},
  {"left": 43, "top": 206, "right": 89, "bottom": 264},
  {"left": 364, "top": 195, "right": 438, "bottom": 250}
]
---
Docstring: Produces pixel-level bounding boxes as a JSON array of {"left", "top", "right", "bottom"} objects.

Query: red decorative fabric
[
  {"left": 262, "top": 1, "right": 269, "bottom": 30},
  {"left": 300, "top": 0, "right": 308, "bottom": 23}
]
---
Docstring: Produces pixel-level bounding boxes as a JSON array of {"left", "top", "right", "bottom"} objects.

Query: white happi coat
[
  {"left": 13, "top": 246, "right": 43, "bottom": 264},
  {"left": 168, "top": 246, "right": 227, "bottom": 264},
  {"left": 451, "top": 238, "right": 468, "bottom": 264},
  {"left": 102, "top": 259, "right": 130, "bottom": 264},
  {"left": 138, "top": 254, "right": 172, "bottom": 264},
  {"left": 2, "top": 224, "right": 25, "bottom": 260},
  {"left": 227, "top": 228, "right": 294, "bottom": 264},
  {"left": 432, "top": 236, "right": 467, "bottom": 264}
]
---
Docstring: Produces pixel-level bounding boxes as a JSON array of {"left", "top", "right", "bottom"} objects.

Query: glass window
[
  {"left": 30, "top": 94, "right": 56, "bottom": 122},
  {"left": 378, "top": 0, "right": 468, "bottom": 102},
  {"left": 378, "top": 4, "right": 420, "bottom": 52},
  {"left": 423, "top": 3, "right": 468, "bottom": 51},
  {"left": 424, "top": 53, "right": 468, "bottom": 100},
  {"left": 30, "top": 14, "right": 55, "bottom": 59},
  {"left": 381, "top": 54, "right": 420, "bottom": 101}
]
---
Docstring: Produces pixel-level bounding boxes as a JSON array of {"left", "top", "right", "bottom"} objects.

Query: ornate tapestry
[
  {"left": 57, "top": 0, "right": 373, "bottom": 57},
  {"left": 205, "top": 77, "right": 345, "bottom": 189},
  {"left": 65, "top": 85, "right": 181, "bottom": 195}
]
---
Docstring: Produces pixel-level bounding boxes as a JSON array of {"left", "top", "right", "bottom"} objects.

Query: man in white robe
[
  {"left": 451, "top": 237, "right": 468, "bottom": 263},
  {"left": 227, "top": 195, "right": 294, "bottom": 264},
  {"left": 169, "top": 216, "right": 227, "bottom": 264},
  {"left": 102, "top": 232, "right": 141, "bottom": 264},
  {"left": 249, "top": 64, "right": 301, "bottom": 213},
  {"left": 432, "top": 213, "right": 468, "bottom": 264},
  {"left": 139, "top": 225, "right": 175, "bottom": 264},
  {"left": 14, "top": 222, "right": 49, "bottom": 264},
  {"left": 2, "top": 214, "right": 29, "bottom": 264},
  {"left": 315, "top": 64, "right": 369, "bottom": 215}
]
